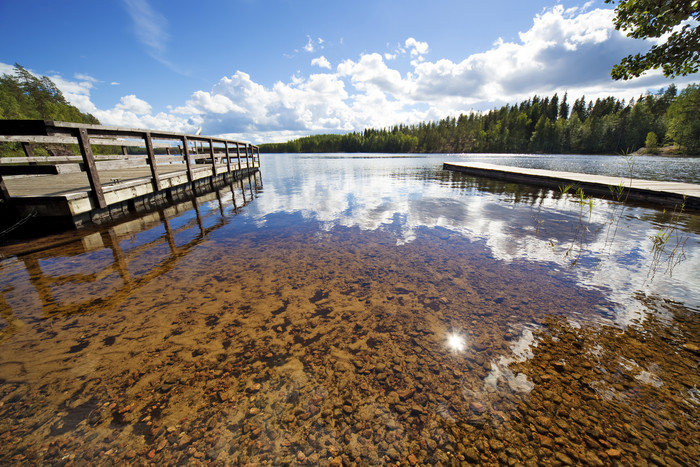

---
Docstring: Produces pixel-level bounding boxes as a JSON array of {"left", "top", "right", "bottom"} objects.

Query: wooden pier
[
  {"left": 0, "top": 120, "right": 260, "bottom": 229},
  {"left": 444, "top": 162, "right": 700, "bottom": 211}
]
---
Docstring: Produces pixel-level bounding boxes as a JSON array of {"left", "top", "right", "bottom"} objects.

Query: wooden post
[
  {"left": 235, "top": 142, "right": 242, "bottom": 169},
  {"left": 121, "top": 146, "right": 128, "bottom": 156},
  {"left": 245, "top": 144, "right": 251, "bottom": 168},
  {"left": 144, "top": 132, "right": 162, "bottom": 191},
  {"left": 76, "top": 127, "right": 106, "bottom": 209},
  {"left": 224, "top": 141, "right": 232, "bottom": 173},
  {"left": 0, "top": 176, "right": 10, "bottom": 202},
  {"left": 208, "top": 138, "right": 217, "bottom": 176},
  {"left": 181, "top": 136, "right": 194, "bottom": 183},
  {"left": 21, "top": 142, "right": 34, "bottom": 158}
]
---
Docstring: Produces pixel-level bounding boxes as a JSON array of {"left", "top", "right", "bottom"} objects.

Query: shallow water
[{"left": 0, "top": 155, "right": 698, "bottom": 465}]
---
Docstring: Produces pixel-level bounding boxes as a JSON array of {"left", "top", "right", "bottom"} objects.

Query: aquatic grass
[
  {"left": 648, "top": 196, "right": 688, "bottom": 281},
  {"left": 546, "top": 152, "right": 690, "bottom": 277}
]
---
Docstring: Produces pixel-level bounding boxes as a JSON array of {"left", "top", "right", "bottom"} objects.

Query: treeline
[
  {"left": 0, "top": 64, "right": 101, "bottom": 157},
  {"left": 0, "top": 64, "right": 99, "bottom": 124},
  {"left": 261, "top": 84, "right": 700, "bottom": 155}
]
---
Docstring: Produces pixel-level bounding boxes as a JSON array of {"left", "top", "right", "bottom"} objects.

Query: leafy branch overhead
[{"left": 605, "top": 0, "right": 700, "bottom": 79}]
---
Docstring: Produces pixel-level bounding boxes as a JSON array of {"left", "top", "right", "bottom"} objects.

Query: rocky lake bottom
[{"left": 1, "top": 155, "right": 699, "bottom": 466}]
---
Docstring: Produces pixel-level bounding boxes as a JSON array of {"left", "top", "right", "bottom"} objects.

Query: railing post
[
  {"left": 255, "top": 146, "right": 260, "bottom": 166},
  {"left": 224, "top": 141, "right": 232, "bottom": 173},
  {"left": 181, "top": 136, "right": 194, "bottom": 183},
  {"left": 246, "top": 144, "right": 252, "bottom": 168},
  {"left": 76, "top": 127, "right": 106, "bottom": 209},
  {"left": 208, "top": 138, "right": 217, "bottom": 176},
  {"left": 235, "top": 142, "right": 242, "bottom": 170},
  {"left": 21, "top": 142, "right": 34, "bottom": 158},
  {"left": 144, "top": 132, "right": 162, "bottom": 191},
  {"left": 0, "top": 176, "right": 10, "bottom": 202}
]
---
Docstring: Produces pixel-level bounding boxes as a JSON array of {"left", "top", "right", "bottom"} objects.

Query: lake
[{"left": 0, "top": 153, "right": 698, "bottom": 465}]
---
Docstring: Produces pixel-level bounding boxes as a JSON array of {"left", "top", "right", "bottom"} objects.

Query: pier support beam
[{"left": 76, "top": 128, "right": 106, "bottom": 209}]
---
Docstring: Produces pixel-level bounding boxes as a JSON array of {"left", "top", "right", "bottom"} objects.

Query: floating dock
[
  {"left": 0, "top": 120, "right": 260, "bottom": 230},
  {"left": 443, "top": 162, "right": 700, "bottom": 211}
]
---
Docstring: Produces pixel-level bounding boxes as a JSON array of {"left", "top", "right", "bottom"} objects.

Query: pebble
[{"left": 469, "top": 401, "right": 487, "bottom": 414}]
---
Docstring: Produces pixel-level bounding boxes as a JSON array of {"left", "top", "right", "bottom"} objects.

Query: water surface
[{"left": 0, "top": 154, "right": 698, "bottom": 465}]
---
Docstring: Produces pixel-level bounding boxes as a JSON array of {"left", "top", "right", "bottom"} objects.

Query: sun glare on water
[{"left": 447, "top": 332, "right": 466, "bottom": 352}]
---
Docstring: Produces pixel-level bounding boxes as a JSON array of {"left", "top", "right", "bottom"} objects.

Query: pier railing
[{"left": 0, "top": 120, "right": 260, "bottom": 209}]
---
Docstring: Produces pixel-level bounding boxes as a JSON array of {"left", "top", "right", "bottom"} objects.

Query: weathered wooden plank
[
  {"left": 76, "top": 128, "right": 106, "bottom": 209},
  {"left": 21, "top": 142, "right": 35, "bottom": 158},
  {"left": 0, "top": 165, "right": 60, "bottom": 176},
  {"left": 0, "top": 134, "right": 172, "bottom": 148},
  {"left": 0, "top": 120, "right": 50, "bottom": 136},
  {"left": 181, "top": 136, "right": 194, "bottom": 183},
  {"left": 144, "top": 132, "right": 162, "bottom": 191},
  {"left": 209, "top": 138, "right": 217, "bottom": 176},
  {"left": 224, "top": 141, "right": 232, "bottom": 173},
  {"left": 0, "top": 176, "right": 9, "bottom": 202}
]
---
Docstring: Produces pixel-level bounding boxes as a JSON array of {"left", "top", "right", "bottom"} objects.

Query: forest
[
  {"left": 260, "top": 84, "right": 700, "bottom": 155},
  {"left": 0, "top": 64, "right": 98, "bottom": 124},
  {"left": 0, "top": 64, "right": 101, "bottom": 158}
]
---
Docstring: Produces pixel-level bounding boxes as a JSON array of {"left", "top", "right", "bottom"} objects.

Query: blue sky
[{"left": 1, "top": 0, "right": 697, "bottom": 143}]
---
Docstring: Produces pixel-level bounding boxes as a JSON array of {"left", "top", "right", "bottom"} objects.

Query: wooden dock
[
  {"left": 443, "top": 162, "right": 700, "bottom": 211},
  {"left": 0, "top": 120, "right": 260, "bottom": 230}
]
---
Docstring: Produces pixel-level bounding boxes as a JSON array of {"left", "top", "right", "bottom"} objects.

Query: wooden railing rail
[{"left": 0, "top": 120, "right": 260, "bottom": 208}]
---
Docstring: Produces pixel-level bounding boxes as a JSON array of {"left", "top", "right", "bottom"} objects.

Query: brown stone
[{"left": 469, "top": 401, "right": 487, "bottom": 414}]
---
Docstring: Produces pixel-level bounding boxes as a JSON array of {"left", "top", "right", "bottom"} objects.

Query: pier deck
[
  {"left": 443, "top": 162, "right": 700, "bottom": 211},
  {"left": 0, "top": 120, "right": 260, "bottom": 230}
]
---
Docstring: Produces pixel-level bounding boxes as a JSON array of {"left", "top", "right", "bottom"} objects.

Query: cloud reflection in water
[{"left": 252, "top": 154, "right": 700, "bottom": 325}]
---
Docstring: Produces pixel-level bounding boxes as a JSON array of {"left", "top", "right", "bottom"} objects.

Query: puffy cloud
[
  {"left": 311, "top": 56, "right": 332, "bottom": 69},
  {"left": 116, "top": 95, "right": 152, "bottom": 115},
  {"left": 8, "top": 5, "right": 694, "bottom": 143},
  {"left": 405, "top": 37, "right": 429, "bottom": 57},
  {"left": 337, "top": 53, "right": 406, "bottom": 95}
]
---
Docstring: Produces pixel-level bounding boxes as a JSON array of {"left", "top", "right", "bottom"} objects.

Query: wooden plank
[
  {"left": 0, "top": 120, "right": 49, "bottom": 136},
  {"left": 0, "top": 134, "right": 172, "bottom": 148},
  {"left": 76, "top": 127, "right": 106, "bottom": 209},
  {"left": 181, "top": 136, "right": 194, "bottom": 183},
  {"left": 209, "top": 138, "right": 217, "bottom": 176},
  {"left": 21, "top": 142, "right": 35, "bottom": 158},
  {"left": 443, "top": 162, "right": 700, "bottom": 211},
  {"left": 144, "top": 132, "right": 162, "bottom": 191},
  {"left": 0, "top": 165, "right": 60, "bottom": 176},
  {"left": 0, "top": 176, "right": 9, "bottom": 202},
  {"left": 224, "top": 141, "right": 232, "bottom": 173}
]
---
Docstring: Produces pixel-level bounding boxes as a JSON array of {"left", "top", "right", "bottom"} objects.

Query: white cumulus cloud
[
  {"left": 405, "top": 37, "right": 429, "bottom": 57},
  {"left": 311, "top": 56, "right": 332, "bottom": 69},
  {"left": 6, "top": 5, "right": 695, "bottom": 143}
]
